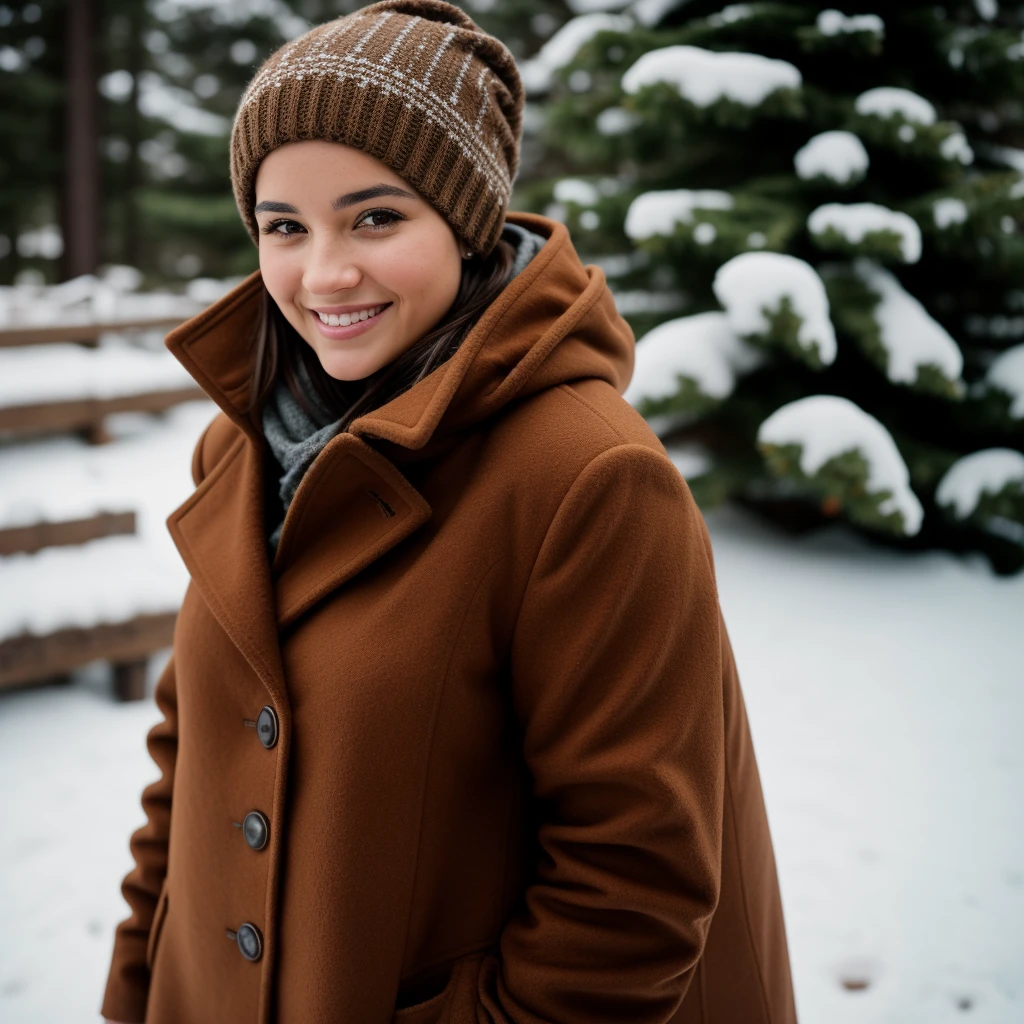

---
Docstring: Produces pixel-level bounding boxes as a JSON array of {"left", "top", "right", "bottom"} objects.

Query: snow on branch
[
  {"left": 852, "top": 259, "right": 964, "bottom": 391},
  {"left": 553, "top": 178, "right": 601, "bottom": 206},
  {"left": 808, "top": 202, "right": 923, "bottom": 263},
  {"left": 936, "top": 448, "right": 1024, "bottom": 519},
  {"left": 520, "top": 12, "right": 633, "bottom": 94},
  {"left": 795, "top": 130, "right": 870, "bottom": 185},
  {"left": 855, "top": 86, "right": 937, "bottom": 125},
  {"left": 624, "top": 189, "right": 734, "bottom": 240},
  {"left": 624, "top": 310, "right": 766, "bottom": 412},
  {"left": 621, "top": 44, "right": 802, "bottom": 108},
  {"left": 817, "top": 10, "right": 885, "bottom": 37},
  {"left": 757, "top": 395, "right": 924, "bottom": 535},
  {"left": 933, "top": 197, "right": 969, "bottom": 229},
  {"left": 985, "top": 343, "right": 1024, "bottom": 418},
  {"left": 713, "top": 251, "right": 837, "bottom": 369}
]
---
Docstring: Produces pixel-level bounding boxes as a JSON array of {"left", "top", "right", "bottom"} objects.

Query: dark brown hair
[{"left": 243, "top": 236, "right": 518, "bottom": 432}]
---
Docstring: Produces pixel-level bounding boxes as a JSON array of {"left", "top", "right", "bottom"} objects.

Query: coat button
[
  {"left": 256, "top": 706, "right": 278, "bottom": 749},
  {"left": 236, "top": 922, "right": 263, "bottom": 962},
  {"left": 242, "top": 810, "right": 269, "bottom": 851}
]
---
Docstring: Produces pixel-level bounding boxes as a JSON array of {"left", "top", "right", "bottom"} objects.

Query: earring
[{"left": 463, "top": 249, "right": 474, "bottom": 259}]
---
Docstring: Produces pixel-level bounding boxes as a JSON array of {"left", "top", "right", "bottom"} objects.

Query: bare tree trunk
[
  {"left": 61, "top": 0, "right": 100, "bottom": 281},
  {"left": 124, "top": 0, "right": 144, "bottom": 269}
]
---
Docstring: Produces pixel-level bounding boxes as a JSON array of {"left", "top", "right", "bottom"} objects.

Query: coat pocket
[
  {"left": 145, "top": 883, "right": 170, "bottom": 971},
  {"left": 392, "top": 950, "right": 487, "bottom": 1024}
]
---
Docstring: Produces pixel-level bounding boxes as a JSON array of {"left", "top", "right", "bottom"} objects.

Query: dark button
[
  {"left": 256, "top": 706, "right": 278, "bottom": 749},
  {"left": 236, "top": 922, "right": 263, "bottom": 961},
  {"left": 242, "top": 810, "right": 269, "bottom": 851}
]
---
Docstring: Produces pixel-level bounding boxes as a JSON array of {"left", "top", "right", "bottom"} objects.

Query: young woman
[{"left": 101, "top": 2, "right": 797, "bottom": 1022}]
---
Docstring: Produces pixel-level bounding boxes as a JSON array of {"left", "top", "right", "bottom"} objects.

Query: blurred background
[{"left": 1, "top": 1, "right": 1022, "bottom": 1021}]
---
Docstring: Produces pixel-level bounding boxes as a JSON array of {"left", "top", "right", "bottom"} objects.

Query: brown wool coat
[{"left": 101, "top": 211, "right": 797, "bottom": 1024}]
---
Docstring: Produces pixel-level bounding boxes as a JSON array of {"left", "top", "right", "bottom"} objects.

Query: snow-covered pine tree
[{"left": 520, "top": 0, "right": 1024, "bottom": 573}]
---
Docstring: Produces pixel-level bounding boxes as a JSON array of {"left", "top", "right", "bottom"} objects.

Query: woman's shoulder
[{"left": 491, "top": 377, "right": 683, "bottom": 499}]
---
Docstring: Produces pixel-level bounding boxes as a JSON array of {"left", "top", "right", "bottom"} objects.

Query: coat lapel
[
  {"left": 165, "top": 430, "right": 288, "bottom": 706},
  {"left": 270, "top": 431, "right": 431, "bottom": 631}
]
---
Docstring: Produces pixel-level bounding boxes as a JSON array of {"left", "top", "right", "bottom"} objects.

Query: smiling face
[{"left": 253, "top": 140, "right": 467, "bottom": 381}]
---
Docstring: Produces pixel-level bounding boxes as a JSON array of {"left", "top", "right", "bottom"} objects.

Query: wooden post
[{"left": 113, "top": 659, "right": 149, "bottom": 702}]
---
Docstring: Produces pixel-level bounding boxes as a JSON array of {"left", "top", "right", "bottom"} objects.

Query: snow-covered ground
[{"left": 0, "top": 413, "right": 1021, "bottom": 1023}]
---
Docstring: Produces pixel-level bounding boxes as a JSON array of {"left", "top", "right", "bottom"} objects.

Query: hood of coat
[{"left": 163, "top": 211, "right": 635, "bottom": 458}]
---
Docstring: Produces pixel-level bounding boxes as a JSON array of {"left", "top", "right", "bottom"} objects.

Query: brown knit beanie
[{"left": 230, "top": 0, "right": 524, "bottom": 259}]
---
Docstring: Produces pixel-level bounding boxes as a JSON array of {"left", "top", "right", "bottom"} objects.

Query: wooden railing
[{"left": 0, "top": 307, "right": 206, "bottom": 699}]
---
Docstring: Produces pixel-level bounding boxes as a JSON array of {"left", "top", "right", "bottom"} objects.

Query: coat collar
[{"left": 162, "top": 211, "right": 633, "bottom": 702}]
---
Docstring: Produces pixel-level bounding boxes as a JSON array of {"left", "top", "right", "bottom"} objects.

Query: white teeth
[{"left": 316, "top": 304, "right": 385, "bottom": 327}]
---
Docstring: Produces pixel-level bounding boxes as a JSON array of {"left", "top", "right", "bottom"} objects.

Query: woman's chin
[{"left": 312, "top": 347, "right": 387, "bottom": 383}]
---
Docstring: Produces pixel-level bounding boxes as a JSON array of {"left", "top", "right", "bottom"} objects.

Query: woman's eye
[
  {"left": 261, "top": 218, "right": 304, "bottom": 236},
  {"left": 359, "top": 208, "right": 403, "bottom": 231}
]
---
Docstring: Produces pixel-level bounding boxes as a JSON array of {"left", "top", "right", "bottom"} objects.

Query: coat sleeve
[
  {"left": 99, "top": 418, "right": 214, "bottom": 1022},
  {"left": 99, "top": 652, "right": 179, "bottom": 1023},
  {"left": 476, "top": 443, "right": 726, "bottom": 1024}
]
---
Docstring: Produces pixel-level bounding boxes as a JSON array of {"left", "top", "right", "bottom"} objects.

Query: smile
[
  {"left": 312, "top": 303, "right": 390, "bottom": 327},
  {"left": 308, "top": 303, "right": 393, "bottom": 339}
]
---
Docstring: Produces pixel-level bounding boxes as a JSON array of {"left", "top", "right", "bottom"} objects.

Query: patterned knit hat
[{"left": 230, "top": 0, "right": 524, "bottom": 258}]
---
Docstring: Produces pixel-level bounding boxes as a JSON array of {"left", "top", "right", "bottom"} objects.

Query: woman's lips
[{"left": 308, "top": 303, "right": 392, "bottom": 340}]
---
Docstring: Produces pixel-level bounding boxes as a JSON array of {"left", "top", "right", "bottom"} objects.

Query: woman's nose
[{"left": 301, "top": 236, "right": 363, "bottom": 297}]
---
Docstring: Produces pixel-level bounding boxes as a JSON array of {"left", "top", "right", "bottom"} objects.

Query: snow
[
  {"left": 933, "top": 197, "right": 969, "bottom": 229},
  {"left": 621, "top": 45, "right": 802, "bottom": 108},
  {"left": 693, "top": 222, "right": 717, "bottom": 245},
  {"left": 757, "top": 394, "right": 924, "bottom": 534},
  {"left": 713, "top": 252, "right": 838, "bottom": 366},
  {"left": 0, "top": 537, "right": 186, "bottom": 639},
  {"left": 663, "top": 440, "right": 712, "bottom": 479},
  {"left": 596, "top": 105, "right": 641, "bottom": 135},
  {"left": 566, "top": 0, "right": 631, "bottom": 11},
  {"left": 794, "top": 130, "right": 870, "bottom": 184},
  {"left": 816, "top": 10, "right": 885, "bottom": 37},
  {"left": 986, "top": 144, "right": 1024, "bottom": 172},
  {"left": 0, "top": 339, "right": 198, "bottom": 409},
  {"left": 628, "top": 0, "right": 691, "bottom": 28},
  {"left": 553, "top": 178, "right": 601, "bottom": 206},
  {"left": 3, "top": 501, "right": 1023, "bottom": 1022},
  {"left": 137, "top": 69, "right": 230, "bottom": 137},
  {"left": 624, "top": 188, "right": 734, "bottom": 240},
  {"left": 808, "top": 202, "right": 923, "bottom": 263},
  {"left": 936, "top": 448, "right": 1024, "bottom": 519},
  {"left": 0, "top": 455, "right": 129, "bottom": 531},
  {"left": 706, "top": 4, "right": 754, "bottom": 27},
  {"left": 0, "top": 400, "right": 215, "bottom": 639},
  {"left": 940, "top": 131, "right": 974, "bottom": 165},
  {"left": 855, "top": 86, "right": 937, "bottom": 126},
  {"left": 0, "top": 270, "right": 228, "bottom": 327},
  {"left": 852, "top": 259, "right": 964, "bottom": 389},
  {"left": 150, "top": 0, "right": 309, "bottom": 38},
  {"left": 608, "top": 289, "right": 686, "bottom": 315},
  {"left": 622, "top": 310, "right": 766, "bottom": 406},
  {"left": 15, "top": 225, "right": 62, "bottom": 260},
  {"left": 520, "top": 12, "right": 634, "bottom": 93},
  {"left": 985, "top": 343, "right": 1024, "bottom": 417}
]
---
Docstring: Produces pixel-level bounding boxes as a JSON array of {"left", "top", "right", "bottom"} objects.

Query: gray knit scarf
[{"left": 262, "top": 221, "right": 547, "bottom": 555}]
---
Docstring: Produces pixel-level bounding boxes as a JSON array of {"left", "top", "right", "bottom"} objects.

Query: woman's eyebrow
[{"left": 253, "top": 184, "right": 417, "bottom": 216}]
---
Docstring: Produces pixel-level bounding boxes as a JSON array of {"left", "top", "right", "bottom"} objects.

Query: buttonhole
[{"left": 366, "top": 488, "right": 396, "bottom": 518}]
